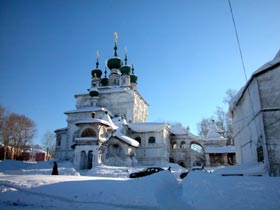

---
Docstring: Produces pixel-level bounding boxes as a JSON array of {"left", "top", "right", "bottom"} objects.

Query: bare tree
[
  {"left": 197, "top": 89, "right": 236, "bottom": 143},
  {"left": 9, "top": 113, "right": 36, "bottom": 159},
  {"left": 0, "top": 105, "right": 36, "bottom": 160},
  {"left": 197, "top": 118, "right": 212, "bottom": 138},
  {"left": 223, "top": 89, "right": 237, "bottom": 105},
  {"left": 1, "top": 112, "right": 15, "bottom": 159},
  {"left": 41, "top": 131, "right": 56, "bottom": 159}
]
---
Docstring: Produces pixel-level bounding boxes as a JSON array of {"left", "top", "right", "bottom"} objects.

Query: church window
[
  {"left": 257, "top": 137, "right": 264, "bottom": 162},
  {"left": 56, "top": 135, "right": 61, "bottom": 146},
  {"left": 180, "top": 141, "right": 186, "bottom": 149},
  {"left": 171, "top": 142, "right": 177, "bottom": 149},
  {"left": 148, "top": 136, "right": 156, "bottom": 144},
  {"left": 81, "top": 128, "right": 96, "bottom": 137},
  {"left": 178, "top": 161, "right": 185, "bottom": 167}
]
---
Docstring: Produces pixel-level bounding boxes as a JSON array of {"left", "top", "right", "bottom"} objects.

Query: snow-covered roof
[
  {"left": 171, "top": 124, "right": 198, "bottom": 139},
  {"left": 128, "top": 122, "right": 167, "bottom": 133},
  {"left": 54, "top": 127, "right": 67, "bottom": 132},
  {"left": 113, "top": 130, "right": 139, "bottom": 147},
  {"left": 230, "top": 49, "right": 280, "bottom": 110},
  {"left": 171, "top": 124, "right": 188, "bottom": 135},
  {"left": 24, "top": 149, "right": 47, "bottom": 154},
  {"left": 102, "top": 114, "right": 118, "bottom": 130},
  {"left": 252, "top": 49, "right": 280, "bottom": 76},
  {"left": 204, "top": 145, "right": 235, "bottom": 154},
  {"left": 65, "top": 106, "right": 107, "bottom": 114},
  {"left": 75, "top": 118, "right": 112, "bottom": 127}
]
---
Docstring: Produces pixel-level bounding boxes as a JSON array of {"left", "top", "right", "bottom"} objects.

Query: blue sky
[{"left": 1, "top": 0, "right": 279, "bottom": 145}]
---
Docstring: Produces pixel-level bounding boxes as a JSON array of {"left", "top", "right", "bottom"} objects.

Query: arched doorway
[
  {"left": 190, "top": 142, "right": 205, "bottom": 167},
  {"left": 80, "top": 151, "right": 87, "bottom": 169},
  {"left": 88, "top": 151, "right": 93, "bottom": 169}
]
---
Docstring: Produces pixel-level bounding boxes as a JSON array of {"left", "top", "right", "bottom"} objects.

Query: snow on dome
[{"left": 128, "top": 122, "right": 167, "bottom": 132}]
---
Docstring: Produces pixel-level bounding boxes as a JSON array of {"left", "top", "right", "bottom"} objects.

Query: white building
[
  {"left": 55, "top": 34, "right": 236, "bottom": 169},
  {"left": 230, "top": 50, "right": 280, "bottom": 176}
]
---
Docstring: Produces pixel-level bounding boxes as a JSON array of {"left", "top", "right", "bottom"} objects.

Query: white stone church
[{"left": 55, "top": 34, "right": 235, "bottom": 169}]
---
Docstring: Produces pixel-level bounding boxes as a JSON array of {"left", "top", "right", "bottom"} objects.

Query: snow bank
[
  {"left": 0, "top": 170, "right": 187, "bottom": 209},
  {"left": 1, "top": 160, "right": 280, "bottom": 210},
  {"left": 0, "top": 160, "right": 80, "bottom": 176},
  {"left": 212, "top": 162, "right": 267, "bottom": 176},
  {"left": 182, "top": 171, "right": 280, "bottom": 210},
  {"left": 86, "top": 165, "right": 130, "bottom": 178}
]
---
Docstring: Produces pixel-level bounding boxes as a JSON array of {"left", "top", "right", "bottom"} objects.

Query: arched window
[
  {"left": 178, "top": 161, "right": 185, "bottom": 168},
  {"left": 81, "top": 128, "right": 96, "bottom": 137},
  {"left": 56, "top": 135, "right": 61, "bottom": 146},
  {"left": 135, "top": 137, "right": 141, "bottom": 144},
  {"left": 180, "top": 141, "right": 186, "bottom": 149},
  {"left": 148, "top": 136, "right": 156, "bottom": 144},
  {"left": 171, "top": 142, "right": 177, "bottom": 149}
]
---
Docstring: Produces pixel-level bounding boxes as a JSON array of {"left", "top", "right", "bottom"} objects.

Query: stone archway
[{"left": 190, "top": 141, "right": 205, "bottom": 167}]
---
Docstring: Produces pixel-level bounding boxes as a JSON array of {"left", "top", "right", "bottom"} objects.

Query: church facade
[{"left": 55, "top": 34, "right": 235, "bottom": 169}]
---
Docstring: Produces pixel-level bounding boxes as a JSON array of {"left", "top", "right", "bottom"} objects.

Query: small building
[
  {"left": 230, "top": 50, "right": 280, "bottom": 176},
  {"left": 22, "top": 149, "right": 47, "bottom": 161},
  {"left": 127, "top": 122, "right": 170, "bottom": 165},
  {"left": 204, "top": 120, "right": 236, "bottom": 167},
  {"left": 169, "top": 124, "right": 205, "bottom": 168}
]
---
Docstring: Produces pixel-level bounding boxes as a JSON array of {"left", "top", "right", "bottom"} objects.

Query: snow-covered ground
[{"left": 0, "top": 160, "right": 279, "bottom": 210}]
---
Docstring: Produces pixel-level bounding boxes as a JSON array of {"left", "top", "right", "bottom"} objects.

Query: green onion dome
[
  {"left": 89, "top": 87, "right": 99, "bottom": 97},
  {"left": 130, "top": 74, "right": 138, "bottom": 84},
  {"left": 101, "top": 77, "right": 109, "bottom": 86},
  {"left": 92, "top": 54, "right": 102, "bottom": 78},
  {"left": 120, "top": 65, "right": 131, "bottom": 75},
  {"left": 130, "top": 65, "right": 138, "bottom": 83},
  {"left": 91, "top": 69, "right": 102, "bottom": 78},
  {"left": 107, "top": 57, "right": 123, "bottom": 70}
]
